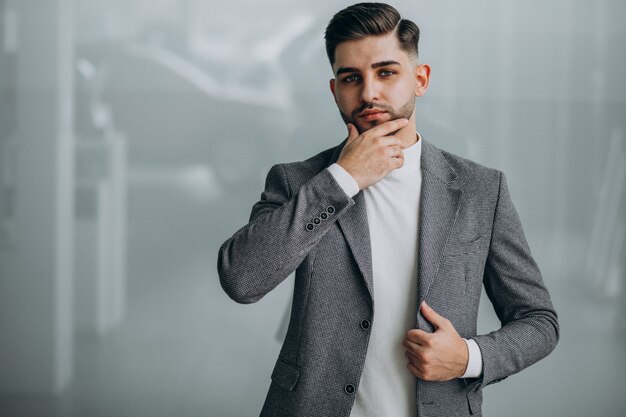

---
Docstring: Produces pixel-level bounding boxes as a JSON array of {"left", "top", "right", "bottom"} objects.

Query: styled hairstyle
[{"left": 324, "top": 2, "right": 420, "bottom": 66}]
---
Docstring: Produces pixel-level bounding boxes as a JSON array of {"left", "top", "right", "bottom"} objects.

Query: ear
[
  {"left": 414, "top": 63, "right": 431, "bottom": 97},
  {"left": 329, "top": 78, "right": 338, "bottom": 103}
]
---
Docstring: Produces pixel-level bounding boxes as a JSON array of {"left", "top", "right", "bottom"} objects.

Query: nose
[{"left": 359, "top": 75, "right": 380, "bottom": 103}]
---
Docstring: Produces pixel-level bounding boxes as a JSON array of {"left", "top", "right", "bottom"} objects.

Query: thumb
[
  {"left": 420, "top": 301, "right": 448, "bottom": 331},
  {"left": 346, "top": 123, "right": 359, "bottom": 141}
]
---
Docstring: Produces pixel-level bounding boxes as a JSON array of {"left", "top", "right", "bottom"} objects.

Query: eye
[
  {"left": 342, "top": 74, "right": 361, "bottom": 83},
  {"left": 379, "top": 69, "right": 395, "bottom": 77}
]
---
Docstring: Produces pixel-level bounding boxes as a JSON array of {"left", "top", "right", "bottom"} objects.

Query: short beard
[{"left": 339, "top": 95, "right": 416, "bottom": 135}]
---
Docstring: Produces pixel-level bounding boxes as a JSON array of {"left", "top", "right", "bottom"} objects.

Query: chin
[{"left": 355, "top": 120, "right": 381, "bottom": 133}]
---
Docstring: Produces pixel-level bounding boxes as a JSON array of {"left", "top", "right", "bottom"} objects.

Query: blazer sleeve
[
  {"left": 471, "top": 172, "right": 559, "bottom": 390},
  {"left": 217, "top": 163, "right": 354, "bottom": 304}
]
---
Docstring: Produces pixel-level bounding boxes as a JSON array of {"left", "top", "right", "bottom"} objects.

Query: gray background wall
[{"left": 0, "top": 0, "right": 625, "bottom": 416}]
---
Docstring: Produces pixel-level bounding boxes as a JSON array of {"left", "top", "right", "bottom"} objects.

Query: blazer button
[
  {"left": 344, "top": 384, "right": 355, "bottom": 394},
  {"left": 326, "top": 206, "right": 335, "bottom": 214},
  {"left": 306, "top": 223, "right": 314, "bottom": 231},
  {"left": 320, "top": 212, "right": 328, "bottom": 220},
  {"left": 360, "top": 319, "right": 371, "bottom": 330},
  {"left": 313, "top": 217, "right": 321, "bottom": 225}
]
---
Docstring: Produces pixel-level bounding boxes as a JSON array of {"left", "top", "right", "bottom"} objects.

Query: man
[{"left": 218, "top": 3, "right": 559, "bottom": 416}]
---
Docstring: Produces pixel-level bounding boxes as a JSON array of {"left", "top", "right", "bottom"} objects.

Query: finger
[
  {"left": 391, "top": 154, "right": 404, "bottom": 169},
  {"left": 346, "top": 123, "right": 359, "bottom": 142},
  {"left": 407, "top": 362, "right": 423, "bottom": 379},
  {"left": 375, "top": 136, "right": 403, "bottom": 148},
  {"left": 383, "top": 145, "right": 401, "bottom": 159},
  {"left": 403, "top": 338, "right": 424, "bottom": 355},
  {"left": 363, "top": 118, "right": 409, "bottom": 139},
  {"left": 420, "top": 301, "right": 449, "bottom": 330},
  {"left": 405, "top": 350, "right": 421, "bottom": 366},
  {"left": 405, "top": 329, "right": 430, "bottom": 345},
  {"left": 387, "top": 149, "right": 404, "bottom": 168},
  {"left": 405, "top": 347, "right": 429, "bottom": 363},
  {"left": 389, "top": 145, "right": 403, "bottom": 157}
]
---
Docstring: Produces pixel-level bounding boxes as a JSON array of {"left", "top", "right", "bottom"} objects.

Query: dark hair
[{"left": 324, "top": 2, "right": 420, "bottom": 65}]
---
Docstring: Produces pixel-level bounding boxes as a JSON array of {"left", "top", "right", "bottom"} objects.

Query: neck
[{"left": 396, "top": 118, "right": 418, "bottom": 149}]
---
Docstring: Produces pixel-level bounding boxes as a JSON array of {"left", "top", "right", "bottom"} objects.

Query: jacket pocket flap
[
  {"left": 271, "top": 358, "right": 300, "bottom": 391},
  {"left": 445, "top": 235, "right": 485, "bottom": 256}
]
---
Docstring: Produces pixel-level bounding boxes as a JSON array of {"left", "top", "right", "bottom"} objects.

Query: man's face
[{"left": 329, "top": 32, "right": 428, "bottom": 134}]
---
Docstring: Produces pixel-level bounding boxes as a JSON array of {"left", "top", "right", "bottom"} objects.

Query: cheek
[
  {"left": 335, "top": 92, "right": 356, "bottom": 111},
  {"left": 392, "top": 78, "right": 415, "bottom": 97},
  {"left": 387, "top": 81, "right": 416, "bottom": 107}
]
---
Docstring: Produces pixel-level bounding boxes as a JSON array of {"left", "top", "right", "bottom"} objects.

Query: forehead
[{"left": 332, "top": 32, "right": 412, "bottom": 72}]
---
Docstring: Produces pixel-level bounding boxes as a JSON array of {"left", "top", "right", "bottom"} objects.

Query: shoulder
[
  {"left": 424, "top": 140, "right": 502, "bottom": 191},
  {"left": 265, "top": 143, "right": 342, "bottom": 192}
]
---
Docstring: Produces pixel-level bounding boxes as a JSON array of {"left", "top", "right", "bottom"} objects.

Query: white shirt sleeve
[
  {"left": 327, "top": 163, "right": 360, "bottom": 198},
  {"left": 461, "top": 338, "right": 483, "bottom": 378}
]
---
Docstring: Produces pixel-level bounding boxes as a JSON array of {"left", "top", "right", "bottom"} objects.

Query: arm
[
  {"left": 218, "top": 119, "right": 409, "bottom": 304},
  {"left": 403, "top": 172, "right": 559, "bottom": 384},
  {"left": 471, "top": 172, "right": 560, "bottom": 388},
  {"left": 217, "top": 164, "right": 354, "bottom": 304}
]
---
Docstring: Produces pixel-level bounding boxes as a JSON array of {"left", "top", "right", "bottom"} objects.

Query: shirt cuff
[
  {"left": 461, "top": 338, "right": 483, "bottom": 379},
  {"left": 327, "top": 163, "right": 360, "bottom": 198}
]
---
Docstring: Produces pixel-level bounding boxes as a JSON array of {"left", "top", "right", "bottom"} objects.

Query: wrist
[
  {"left": 459, "top": 338, "right": 469, "bottom": 377},
  {"left": 336, "top": 162, "right": 364, "bottom": 190},
  {"left": 327, "top": 163, "right": 360, "bottom": 197}
]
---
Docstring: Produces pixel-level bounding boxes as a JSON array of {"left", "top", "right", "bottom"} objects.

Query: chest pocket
[{"left": 444, "top": 235, "right": 486, "bottom": 257}]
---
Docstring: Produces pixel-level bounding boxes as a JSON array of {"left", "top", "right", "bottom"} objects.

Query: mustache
[{"left": 353, "top": 102, "right": 393, "bottom": 116}]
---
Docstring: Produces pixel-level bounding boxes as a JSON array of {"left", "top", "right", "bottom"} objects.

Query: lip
[{"left": 359, "top": 110, "right": 387, "bottom": 121}]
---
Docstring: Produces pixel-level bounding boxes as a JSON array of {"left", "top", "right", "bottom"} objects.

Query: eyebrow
[{"left": 335, "top": 60, "right": 401, "bottom": 76}]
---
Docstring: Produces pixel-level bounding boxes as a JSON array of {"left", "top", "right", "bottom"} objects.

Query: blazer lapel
[
  {"left": 418, "top": 140, "right": 462, "bottom": 307},
  {"left": 328, "top": 141, "right": 374, "bottom": 299},
  {"left": 337, "top": 194, "right": 374, "bottom": 298},
  {"left": 325, "top": 138, "right": 461, "bottom": 304}
]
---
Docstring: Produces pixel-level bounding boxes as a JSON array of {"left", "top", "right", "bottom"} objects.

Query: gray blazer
[{"left": 218, "top": 138, "right": 559, "bottom": 417}]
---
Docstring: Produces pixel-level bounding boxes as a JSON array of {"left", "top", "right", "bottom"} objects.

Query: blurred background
[{"left": 0, "top": 0, "right": 625, "bottom": 416}]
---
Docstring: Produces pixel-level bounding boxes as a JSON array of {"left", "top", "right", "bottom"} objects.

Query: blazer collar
[{"left": 420, "top": 138, "right": 458, "bottom": 185}]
